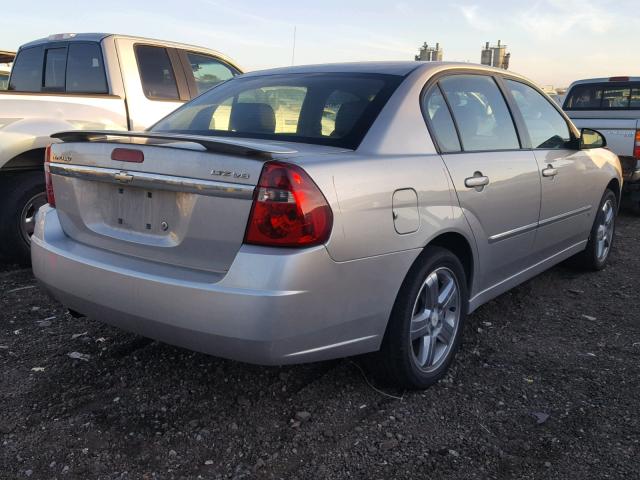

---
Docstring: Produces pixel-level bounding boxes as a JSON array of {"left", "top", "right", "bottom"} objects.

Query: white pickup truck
[
  {"left": 563, "top": 77, "right": 640, "bottom": 211},
  {"left": 0, "top": 33, "right": 241, "bottom": 263}
]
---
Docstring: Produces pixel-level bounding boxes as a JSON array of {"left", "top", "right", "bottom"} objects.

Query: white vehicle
[
  {"left": 0, "top": 50, "right": 14, "bottom": 90},
  {"left": 563, "top": 77, "right": 640, "bottom": 211},
  {"left": 0, "top": 33, "right": 241, "bottom": 263}
]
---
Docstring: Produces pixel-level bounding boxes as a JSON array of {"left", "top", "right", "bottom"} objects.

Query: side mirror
[{"left": 580, "top": 128, "right": 607, "bottom": 149}]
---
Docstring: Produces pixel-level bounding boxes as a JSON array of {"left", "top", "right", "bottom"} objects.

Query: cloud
[
  {"left": 519, "top": 0, "right": 615, "bottom": 37},
  {"left": 456, "top": 4, "right": 492, "bottom": 31}
]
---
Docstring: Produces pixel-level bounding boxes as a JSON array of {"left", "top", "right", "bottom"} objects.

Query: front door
[{"left": 504, "top": 79, "right": 592, "bottom": 259}]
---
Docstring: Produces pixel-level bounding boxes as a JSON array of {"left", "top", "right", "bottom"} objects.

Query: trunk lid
[{"left": 47, "top": 133, "right": 290, "bottom": 273}]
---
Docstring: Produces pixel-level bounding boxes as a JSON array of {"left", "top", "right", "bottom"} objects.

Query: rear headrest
[
  {"left": 229, "top": 103, "right": 276, "bottom": 134},
  {"left": 333, "top": 100, "right": 369, "bottom": 137}
]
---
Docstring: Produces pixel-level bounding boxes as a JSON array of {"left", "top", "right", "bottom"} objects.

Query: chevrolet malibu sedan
[{"left": 32, "top": 62, "right": 622, "bottom": 389}]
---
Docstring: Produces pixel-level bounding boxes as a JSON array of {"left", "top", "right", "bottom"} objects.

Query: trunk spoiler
[{"left": 51, "top": 130, "right": 297, "bottom": 160}]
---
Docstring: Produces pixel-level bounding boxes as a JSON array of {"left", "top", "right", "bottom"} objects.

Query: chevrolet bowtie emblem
[{"left": 114, "top": 171, "right": 134, "bottom": 183}]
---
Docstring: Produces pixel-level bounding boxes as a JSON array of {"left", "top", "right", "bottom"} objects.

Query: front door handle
[
  {"left": 464, "top": 172, "right": 490, "bottom": 191},
  {"left": 542, "top": 164, "right": 558, "bottom": 177}
]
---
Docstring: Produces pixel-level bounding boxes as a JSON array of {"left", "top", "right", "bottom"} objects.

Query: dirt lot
[{"left": 1, "top": 213, "right": 639, "bottom": 480}]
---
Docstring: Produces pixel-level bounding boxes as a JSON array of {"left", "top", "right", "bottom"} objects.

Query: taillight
[
  {"left": 44, "top": 145, "right": 55, "bottom": 208},
  {"left": 634, "top": 131, "right": 640, "bottom": 159},
  {"left": 244, "top": 162, "right": 333, "bottom": 247}
]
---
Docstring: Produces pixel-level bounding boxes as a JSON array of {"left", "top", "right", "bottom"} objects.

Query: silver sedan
[{"left": 32, "top": 62, "right": 622, "bottom": 389}]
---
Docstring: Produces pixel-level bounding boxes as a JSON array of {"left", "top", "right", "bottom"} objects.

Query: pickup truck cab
[
  {"left": 0, "top": 33, "right": 241, "bottom": 263},
  {"left": 0, "top": 51, "right": 14, "bottom": 90},
  {"left": 563, "top": 77, "right": 640, "bottom": 210}
]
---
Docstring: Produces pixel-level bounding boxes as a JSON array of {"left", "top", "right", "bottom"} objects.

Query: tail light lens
[
  {"left": 44, "top": 145, "right": 55, "bottom": 207},
  {"left": 634, "top": 131, "right": 640, "bottom": 159},
  {"left": 244, "top": 161, "right": 333, "bottom": 247}
]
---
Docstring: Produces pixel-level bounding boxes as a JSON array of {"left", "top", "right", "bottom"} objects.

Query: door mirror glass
[{"left": 580, "top": 128, "right": 606, "bottom": 149}]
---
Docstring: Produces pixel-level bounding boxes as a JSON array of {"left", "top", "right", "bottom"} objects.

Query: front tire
[
  {"left": 572, "top": 189, "right": 617, "bottom": 271},
  {"left": 375, "top": 246, "right": 468, "bottom": 389},
  {"left": 0, "top": 171, "right": 47, "bottom": 265}
]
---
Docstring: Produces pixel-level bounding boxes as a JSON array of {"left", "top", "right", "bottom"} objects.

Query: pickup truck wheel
[
  {"left": 374, "top": 246, "right": 468, "bottom": 390},
  {"left": 571, "top": 189, "right": 617, "bottom": 271},
  {"left": 0, "top": 171, "right": 47, "bottom": 265}
]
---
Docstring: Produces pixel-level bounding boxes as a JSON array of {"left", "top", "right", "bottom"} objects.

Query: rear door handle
[
  {"left": 464, "top": 172, "right": 490, "bottom": 190},
  {"left": 542, "top": 165, "right": 558, "bottom": 177}
]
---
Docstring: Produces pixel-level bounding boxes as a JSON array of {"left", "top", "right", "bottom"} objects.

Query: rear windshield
[
  {"left": 152, "top": 73, "right": 404, "bottom": 149},
  {"left": 564, "top": 82, "right": 640, "bottom": 110}
]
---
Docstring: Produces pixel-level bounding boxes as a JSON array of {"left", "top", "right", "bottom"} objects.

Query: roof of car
[
  {"left": 20, "top": 33, "right": 112, "bottom": 48},
  {"left": 241, "top": 61, "right": 528, "bottom": 78},
  {"left": 17, "top": 33, "right": 242, "bottom": 71},
  {"left": 568, "top": 77, "right": 640, "bottom": 87}
]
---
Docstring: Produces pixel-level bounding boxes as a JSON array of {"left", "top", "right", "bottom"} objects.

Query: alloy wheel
[
  {"left": 595, "top": 199, "right": 615, "bottom": 262},
  {"left": 409, "top": 267, "right": 461, "bottom": 372}
]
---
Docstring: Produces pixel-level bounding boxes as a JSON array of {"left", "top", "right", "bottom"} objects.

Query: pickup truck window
[
  {"left": 66, "top": 43, "right": 107, "bottom": 93},
  {"left": 135, "top": 45, "right": 179, "bottom": 100},
  {"left": 185, "top": 52, "right": 235, "bottom": 95},
  {"left": 564, "top": 82, "right": 640, "bottom": 110},
  {"left": 506, "top": 80, "right": 571, "bottom": 149},
  {"left": 8, "top": 46, "right": 44, "bottom": 92},
  {"left": 44, "top": 48, "right": 67, "bottom": 90}
]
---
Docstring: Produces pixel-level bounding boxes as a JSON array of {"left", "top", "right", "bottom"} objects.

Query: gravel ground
[{"left": 1, "top": 213, "right": 639, "bottom": 480}]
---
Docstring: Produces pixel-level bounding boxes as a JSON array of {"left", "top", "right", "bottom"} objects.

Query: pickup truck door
[
  {"left": 114, "top": 38, "right": 187, "bottom": 130},
  {"left": 428, "top": 75, "right": 542, "bottom": 294},
  {"left": 504, "top": 79, "right": 592, "bottom": 260}
]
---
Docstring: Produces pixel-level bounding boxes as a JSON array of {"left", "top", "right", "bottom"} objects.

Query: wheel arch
[
  {"left": 606, "top": 177, "right": 621, "bottom": 207},
  {"left": 427, "top": 231, "right": 475, "bottom": 293},
  {"left": 1, "top": 147, "right": 47, "bottom": 173}
]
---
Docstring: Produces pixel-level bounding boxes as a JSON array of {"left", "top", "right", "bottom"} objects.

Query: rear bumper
[{"left": 32, "top": 206, "right": 419, "bottom": 365}]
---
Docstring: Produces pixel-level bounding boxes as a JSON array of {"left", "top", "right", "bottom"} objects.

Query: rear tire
[
  {"left": 571, "top": 189, "right": 617, "bottom": 271},
  {"left": 374, "top": 246, "right": 468, "bottom": 390},
  {"left": 0, "top": 171, "right": 47, "bottom": 266}
]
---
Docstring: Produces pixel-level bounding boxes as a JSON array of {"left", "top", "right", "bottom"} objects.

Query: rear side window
[
  {"left": 135, "top": 45, "right": 179, "bottom": 100},
  {"left": 439, "top": 75, "right": 520, "bottom": 151},
  {"left": 8, "top": 46, "right": 44, "bottom": 92},
  {"left": 66, "top": 43, "right": 107, "bottom": 93},
  {"left": 422, "top": 86, "right": 461, "bottom": 153},
  {"left": 506, "top": 80, "right": 571, "bottom": 149},
  {"left": 185, "top": 52, "right": 235, "bottom": 95},
  {"left": 564, "top": 82, "right": 640, "bottom": 110},
  {"left": 152, "top": 73, "right": 402, "bottom": 149}
]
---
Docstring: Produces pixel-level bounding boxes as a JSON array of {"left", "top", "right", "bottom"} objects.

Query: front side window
[
  {"left": 135, "top": 45, "right": 179, "bottom": 100},
  {"left": 506, "top": 80, "right": 571, "bottom": 149},
  {"left": 44, "top": 47, "right": 67, "bottom": 90},
  {"left": 439, "top": 75, "right": 520, "bottom": 151},
  {"left": 152, "top": 73, "right": 402, "bottom": 149},
  {"left": 422, "top": 86, "right": 461, "bottom": 153},
  {"left": 185, "top": 52, "right": 236, "bottom": 95},
  {"left": 9, "top": 46, "right": 44, "bottom": 92},
  {"left": 66, "top": 43, "right": 107, "bottom": 93}
]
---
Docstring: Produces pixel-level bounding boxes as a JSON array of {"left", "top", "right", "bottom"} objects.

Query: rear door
[
  {"left": 115, "top": 38, "right": 189, "bottom": 130},
  {"left": 504, "top": 79, "right": 592, "bottom": 258},
  {"left": 424, "top": 74, "right": 541, "bottom": 292}
]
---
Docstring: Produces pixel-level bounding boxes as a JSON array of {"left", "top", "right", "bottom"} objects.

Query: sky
[{"left": 1, "top": 0, "right": 638, "bottom": 87}]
